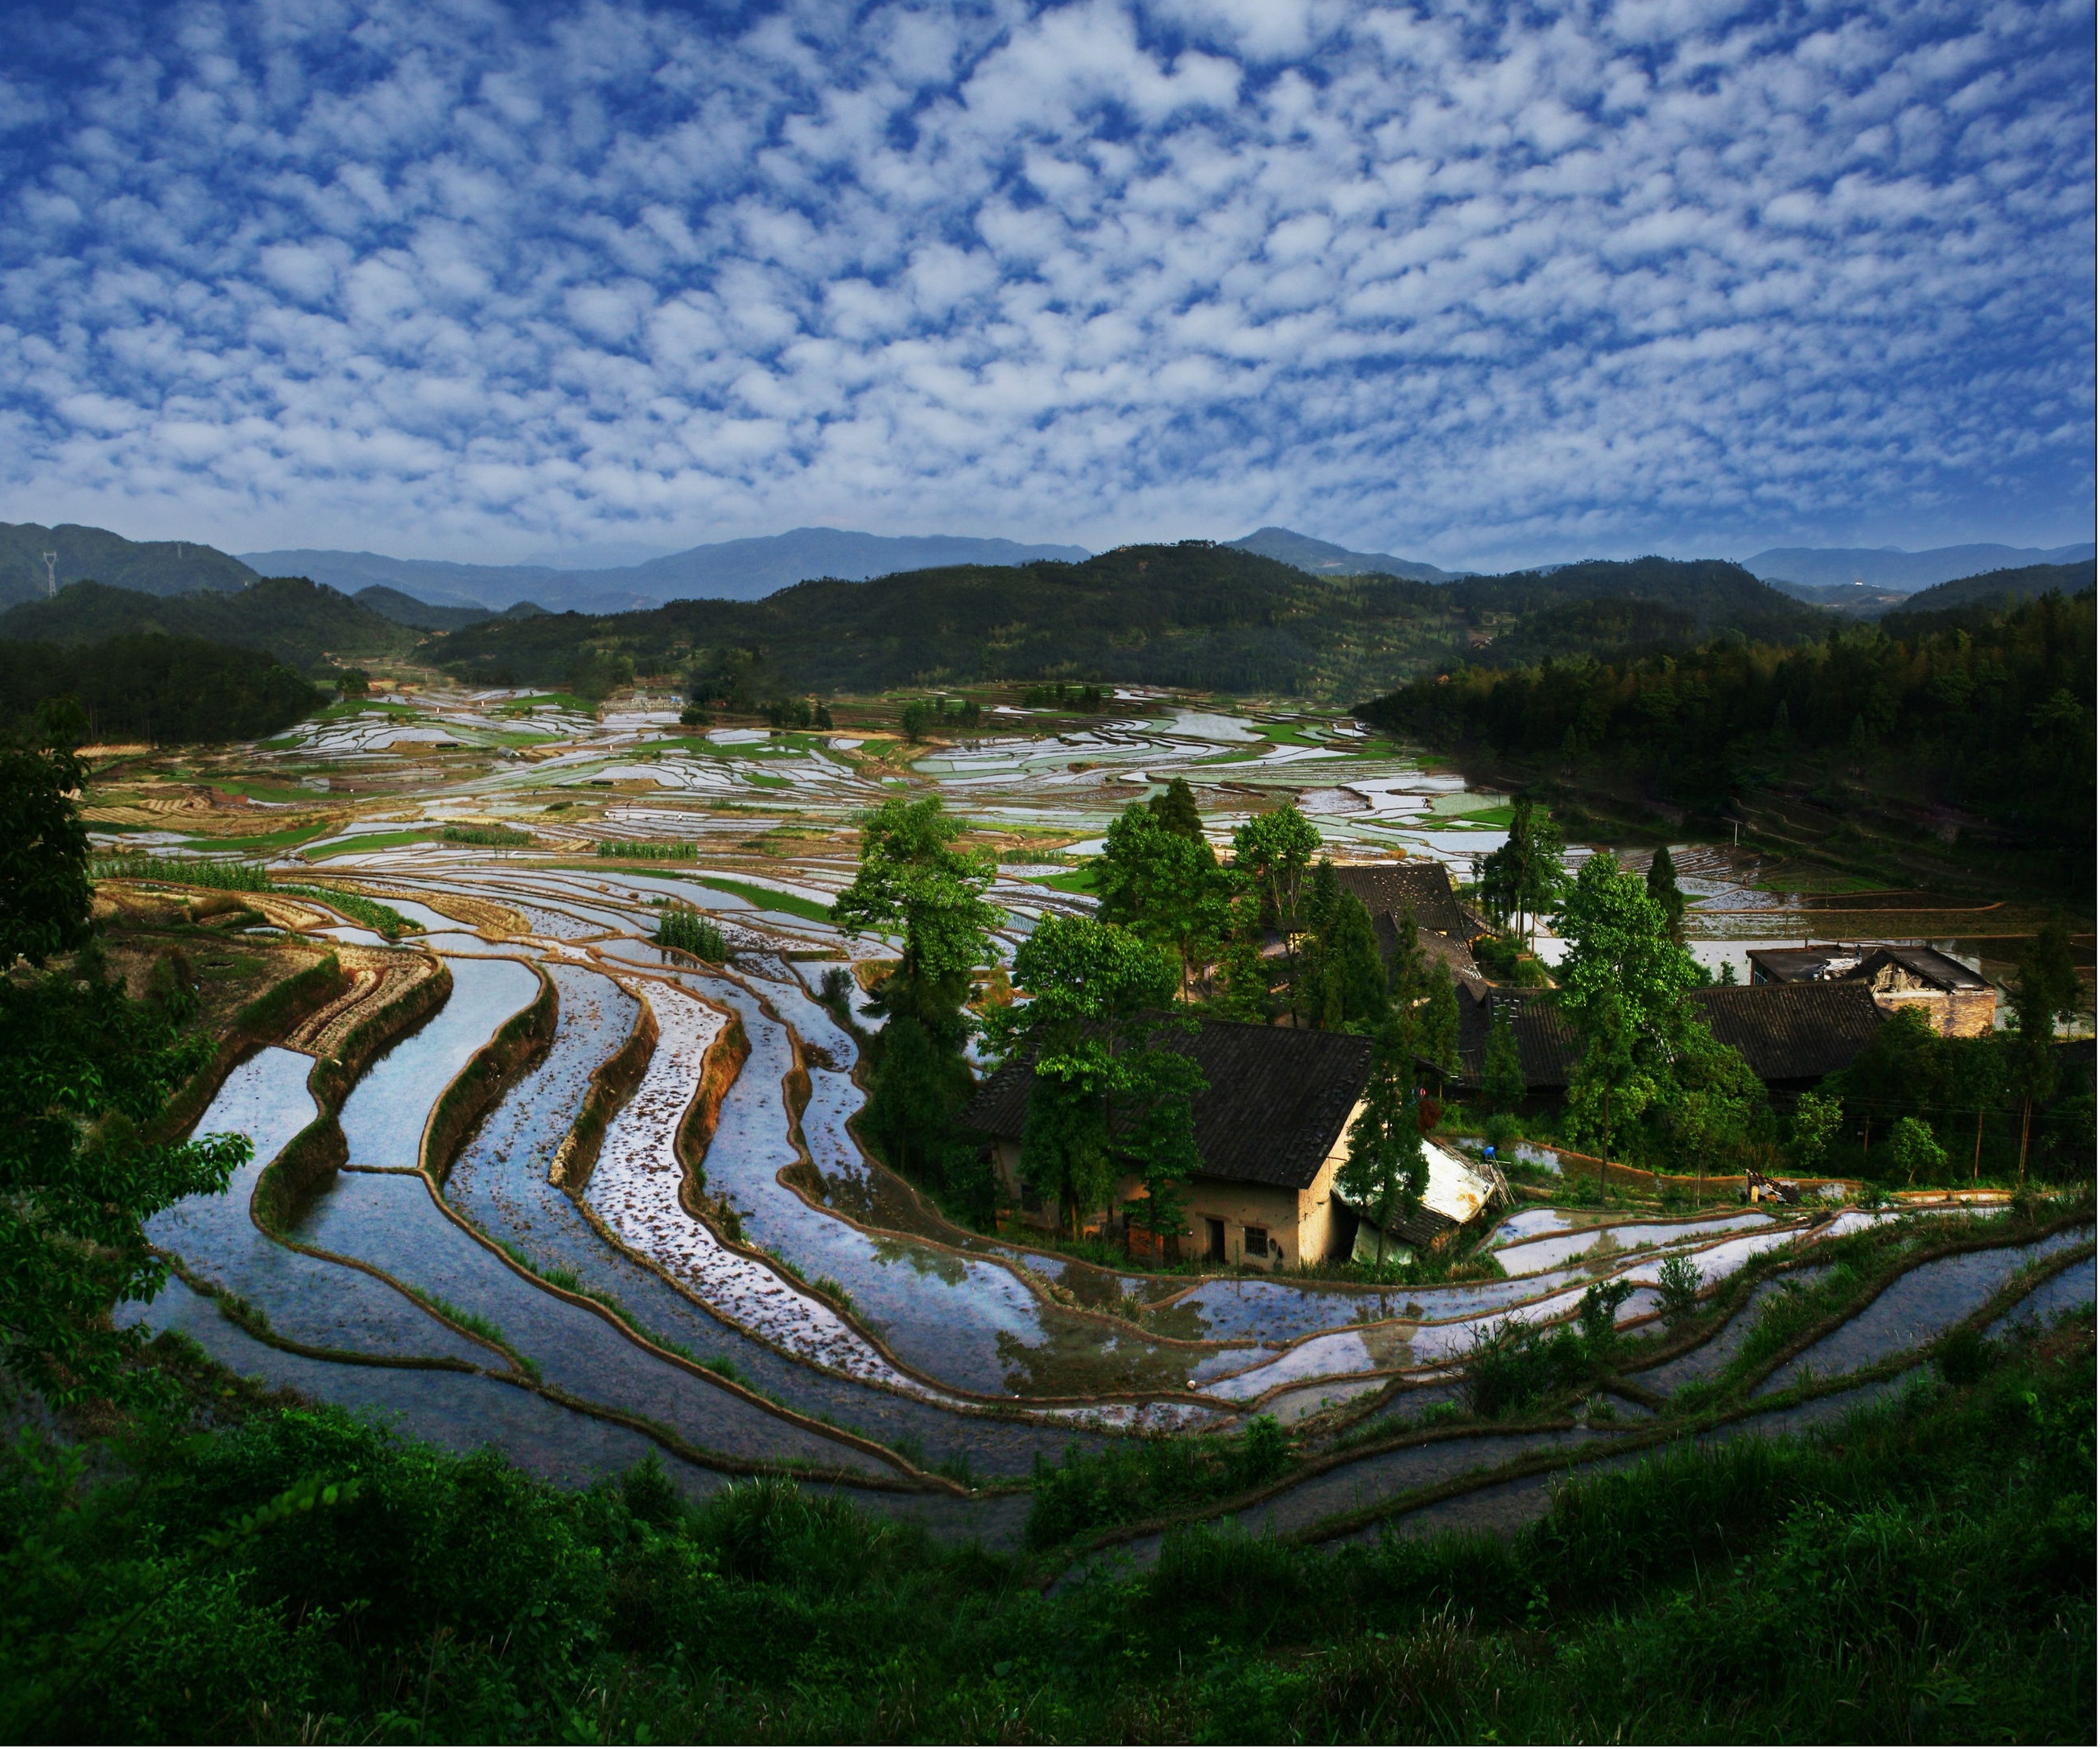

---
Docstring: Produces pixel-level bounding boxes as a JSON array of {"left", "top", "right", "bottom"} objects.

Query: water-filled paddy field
[{"left": 110, "top": 686, "right": 2094, "bottom": 1543}]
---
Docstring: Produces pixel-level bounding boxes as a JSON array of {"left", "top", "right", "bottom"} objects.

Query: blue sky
[{"left": 0, "top": 0, "right": 2091, "bottom": 570}]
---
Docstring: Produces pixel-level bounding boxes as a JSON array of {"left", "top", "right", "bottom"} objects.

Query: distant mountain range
[
  {"left": 1226, "top": 526, "right": 1466, "bottom": 582},
  {"left": 6, "top": 514, "right": 2092, "bottom": 629},
  {"left": 237, "top": 527, "right": 1091, "bottom": 613},
  {"left": 229, "top": 550, "right": 656, "bottom": 616},
  {"left": 1744, "top": 541, "right": 2095, "bottom": 592}
]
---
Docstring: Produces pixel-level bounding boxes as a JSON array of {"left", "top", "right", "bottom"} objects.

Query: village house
[
  {"left": 1746, "top": 943, "right": 1997, "bottom": 1037},
  {"left": 961, "top": 1017, "right": 1502, "bottom": 1269},
  {"left": 1332, "top": 859, "right": 1487, "bottom": 983},
  {"left": 1455, "top": 978, "right": 1888, "bottom": 1100}
]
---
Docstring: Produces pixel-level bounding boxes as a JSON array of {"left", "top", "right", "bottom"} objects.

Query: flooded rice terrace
[{"left": 100, "top": 684, "right": 2091, "bottom": 1533}]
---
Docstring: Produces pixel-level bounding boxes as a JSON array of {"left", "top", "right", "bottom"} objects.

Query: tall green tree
[
  {"left": 1095, "top": 799, "right": 1231, "bottom": 1000},
  {"left": 832, "top": 798, "right": 1001, "bottom": 1214},
  {"left": 1644, "top": 845, "right": 1688, "bottom": 944},
  {"left": 831, "top": 796, "right": 1000, "bottom": 1041},
  {"left": 1211, "top": 894, "right": 1273, "bottom": 1024},
  {"left": 1145, "top": 776, "right": 1206, "bottom": 842},
  {"left": 1231, "top": 804, "right": 1321, "bottom": 1017},
  {"left": 1292, "top": 862, "right": 1387, "bottom": 1032},
  {"left": 2010, "top": 919, "right": 2081, "bottom": 1180},
  {"left": 1, "top": 714, "right": 250, "bottom": 1405},
  {"left": 1483, "top": 1001, "right": 1525, "bottom": 1112},
  {"left": 997, "top": 916, "right": 1204, "bottom": 1241},
  {"left": 1475, "top": 796, "right": 1566, "bottom": 951},
  {"left": 1338, "top": 1018, "right": 1427, "bottom": 1268},
  {"left": 1418, "top": 961, "right": 1461, "bottom": 1096},
  {"left": 1, "top": 705, "right": 93, "bottom": 967},
  {"left": 1553, "top": 852, "right": 1703, "bottom": 1174},
  {"left": 1385, "top": 898, "right": 1429, "bottom": 1010},
  {"left": 1320, "top": 894, "right": 1390, "bottom": 1033}
]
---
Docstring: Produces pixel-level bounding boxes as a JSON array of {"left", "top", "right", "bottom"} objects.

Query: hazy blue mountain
[
  {"left": 1743, "top": 541, "right": 2095, "bottom": 592},
  {"left": 1, "top": 521, "right": 257, "bottom": 608},
  {"left": 235, "top": 548, "right": 655, "bottom": 614},
  {"left": 518, "top": 538, "right": 678, "bottom": 569},
  {"left": 1227, "top": 526, "right": 1463, "bottom": 582},
  {"left": 620, "top": 526, "right": 1092, "bottom": 600},
  {"left": 241, "top": 526, "right": 1089, "bottom": 610}
]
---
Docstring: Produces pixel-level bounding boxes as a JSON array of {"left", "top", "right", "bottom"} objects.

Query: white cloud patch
[{"left": 0, "top": 0, "right": 2090, "bottom": 565}]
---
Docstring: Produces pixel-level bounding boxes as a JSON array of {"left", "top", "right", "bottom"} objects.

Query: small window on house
[
  {"left": 1020, "top": 1183, "right": 1042, "bottom": 1213},
  {"left": 1244, "top": 1226, "right": 1269, "bottom": 1258}
]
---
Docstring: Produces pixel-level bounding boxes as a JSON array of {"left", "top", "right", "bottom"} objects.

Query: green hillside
[
  {"left": 1358, "top": 588, "right": 2095, "bottom": 891},
  {"left": 425, "top": 545, "right": 1821, "bottom": 703},
  {"left": 0, "top": 578, "right": 415, "bottom": 672},
  {"left": 1885, "top": 559, "right": 2096, "bottom": 623},
  {"left": 0, "top": 520, "right": 257, "bottom": 608},
  {"left": 0, "top": 632, "right": 324, "bottom": 744},
  {"left": 352, "top": 584, "right": 503, "bottom": 632}
]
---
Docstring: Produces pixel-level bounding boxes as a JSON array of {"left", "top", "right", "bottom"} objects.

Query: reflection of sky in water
[
  {"left": 1756, "top": 1227, "right": 2093, "bottom": 1394},
  {"left": 298, "top": 1165, "right": 889, "bottom": 1472},
  {"left": 339, "top": 955, "right": 540, "bottom": 1167},
  {"left": 667, "top": 960, "right": 1265, "bottom": 1399}
]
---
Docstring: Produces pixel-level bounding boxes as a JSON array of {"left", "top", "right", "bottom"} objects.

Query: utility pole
[{"left": 42, "top": 551, "right": 56, "bottom": 598}]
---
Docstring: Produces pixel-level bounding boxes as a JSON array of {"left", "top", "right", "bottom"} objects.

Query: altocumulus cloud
[{"left": 0, "top": 0, "right": 2090, "bottom": 564}]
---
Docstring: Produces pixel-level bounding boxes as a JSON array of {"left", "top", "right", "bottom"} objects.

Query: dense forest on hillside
[
  {"left": 1885, "top": 559, "right": 2094, "bottom": 620},
  {"left": 1357, "top": 590, "right": 2095, "bottom": 881},
  {"left": 351, "top": 584, "right": 514, "bottom": 632},
  {"left": 0, "top": 578, "right": 414, "bottom": 671},
  {"left": 425, "top": 546, "right": 1822, "bottom": 703},
  {"left": 0, "top": 520, "right": 256, "bottom": 608},
  {"left": 0, "top": 633, "right": 324, "bottom": 743}
]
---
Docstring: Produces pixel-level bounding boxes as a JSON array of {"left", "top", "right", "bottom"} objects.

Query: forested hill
[
  {"left": 0, "top": 520, "right": 257, "bottom": 608},
  {"left": 0, "top": 577, "right": 415, "bottom": 671},
  {"left": 1356, "top": 588, "right": 2094, "bottom": 888},
  {"left": 1884, "top": 559, "right": 2095, "bottom": 622},
  {"left": 424, "top": 545, "right": 1821, "bottom": 703},
  {"left": 0, "top": 633, "right": 323, "bottom": 742}
]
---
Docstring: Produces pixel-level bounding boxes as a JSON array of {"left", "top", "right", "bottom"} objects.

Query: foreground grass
[{"left": 1, "top": 1312, "right": 2090, "bottom": 1744}]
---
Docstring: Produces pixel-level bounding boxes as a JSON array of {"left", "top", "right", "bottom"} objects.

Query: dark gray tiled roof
[
  {"left": 1333, "top": 860, "right": 1474, "bottom": 939},
  {"left": 1456, "top": 980, "right": 1886, "bottom": 1089},
  {"left": 961, "top": 1017, "right": 1373, "bottom": 1191},
  {"left": 1748, "top": 943, "right": 1991, "bottom": 992}
]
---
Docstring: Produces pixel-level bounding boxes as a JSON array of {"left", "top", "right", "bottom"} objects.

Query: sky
[{"left": 0, "top": 0, "right": 2092, "bottom": 571}]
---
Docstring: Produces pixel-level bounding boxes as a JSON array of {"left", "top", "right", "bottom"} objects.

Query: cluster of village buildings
[{"left": 966, "top": 860, "right": 2002, "bottom": 1269}]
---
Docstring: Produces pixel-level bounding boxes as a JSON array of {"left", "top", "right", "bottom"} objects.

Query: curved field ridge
[{"left": 584, "top": 980, "right": 930, "bottom": 1390}]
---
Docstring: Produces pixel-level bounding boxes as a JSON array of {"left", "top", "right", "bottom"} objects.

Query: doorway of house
[{"left": 1206, "top": 1217, "right": 1226, "bottom": 1263}]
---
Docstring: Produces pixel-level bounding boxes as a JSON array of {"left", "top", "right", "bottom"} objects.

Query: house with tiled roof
[
  {"left": 1455, "top": 980, "right": 1887, "bottom": 1097},
  {"left": 1747, "top": 943, "right": 1996, "bottom": 1037},
  {"left": 1333, "top": 859, "right": 1486, "bottom": 984},
  {"left": 961, "top": 1017, "right": 1500, "bottom": 1268}
]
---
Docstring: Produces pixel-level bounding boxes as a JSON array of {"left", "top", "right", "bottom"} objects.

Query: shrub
[
  {"left": 656, "top": 910, "right": 727, "bottom": 960},
  {"left": 1656, "top": 1252, "right": 1703, "bottom": 1323}
]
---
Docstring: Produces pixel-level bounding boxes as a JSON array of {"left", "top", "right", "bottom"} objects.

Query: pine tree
[
  {"left": 1420, "top": 961, "right": 1461, "bottom": 1096},
  {"left": 1645, "top": 845, "right": 1687, "bottom": 944},
  {"left": 1145, "top": 776, "right": 1205, "bottom": 841},
  {"left": 1338, "top": 1019, "right": 1427, "bottom": 1267},
  {"left": 1324, "top": 893, "right": 1389, "bottom": 1033},
  {"left": 1484, "top": 1000, "right": 1525, "bottom": 1112}
]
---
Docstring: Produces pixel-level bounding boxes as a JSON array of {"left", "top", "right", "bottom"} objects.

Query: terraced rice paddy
[{"left": 108, "top": 683, "right": 2094, "bottom": 1544}]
